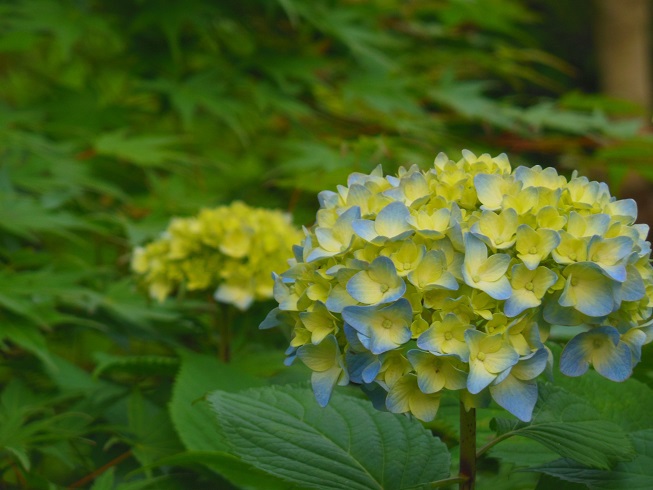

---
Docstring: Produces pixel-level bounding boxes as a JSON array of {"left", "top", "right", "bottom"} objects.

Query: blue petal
[
  {"left": 467, "top": 361, "right": 496, "bottom": 394},
  {"left": 344, "top": 323, "right": 368, "bottom": 352},
  {"left": 559, "top": 333, "right": 592, "bottom": 377},
  {"left": 326, "top": 286, "right": 357, "bottom": 313},
  {"left": 362, "top": 359, "right": 383, "bottom": 383},
  {"left": 620, "top": 266, "right": 646, "bottom": 302},
  {"left": 490, "top": 376, "right": 538, "bottom": 422},
  {"left": 351, "top": 219, "right": 379, "bottom": 243},
  {"left": 478, "top": 276, "right": 512, "bottom": 300},
  {"left": 345, "top": 350, "right": 379, "bottom": 383},
  {"left": 375, "top": 201, "right": 411, "bottom": 238},
  {"left": 259, "top": 307, "right": 281, "bottom": 330},
  {"left": 593, "top": 341, "right": 632, "bottom": 382},
  {"left": 311, "top": 367, "right": 342, "bottom": 407}
]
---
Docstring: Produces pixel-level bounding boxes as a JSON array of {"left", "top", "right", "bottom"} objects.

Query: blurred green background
[{"left": 0, "top": 0, "right": 652, "bottom": 488}]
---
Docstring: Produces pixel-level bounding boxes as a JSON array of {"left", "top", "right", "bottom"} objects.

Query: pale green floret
[
  {"left": 297, "top": 335, "right": 350, "bottom": 407},
  {"left": 586, "top": 235, "right": 633, "bottom": 282},
  {"left": 308, "top": 205, "right": 361, "bottom": 261},
  {"left": 344, "top": 183, "right": 391, "bottom": 217},
  {"left": 515, "top": 225, "right": 560, "bottom": 270},
  {"left": 505, "top": 264, "right": 558, "bottom": 317},
  {"left": 552, "top": 231, "right": 588, "bottom": 265},
  {"left": 565, "top": 211, "right": 610, "bottom": 238},
  {"left": 514, "top": 165, "right": 567, "bottom": 190},
  {"left": 559, "top": 263, "right": 616, "bottom": 317},
  {"left": 407, "top": 250, "right": 458, "bottom": 291},
  {"left": 407, "top": 207, "right": 451, "bottom": 238},
  {"left": 472, "top": 208, "right": 519, "bottom": 249},
  {"left": 386, "top": 374, "right": 441, "bottom": 422},
  {"left": 501, "top": 187, "right": 539, "bottom": 215},
  {"left": 474, "top": 173, "right": 522, "bottom": 211},
  {"left": 346, "top": 256, "right": 406, "bottom": 304},
  {"left": 383, "top": 170, "right": 431, "bottom": 206},
  {"left": 417, "top": 313, "right": 471, "bottom": 360},
  {"left": 299, "top": 301, "right": 339, "bottom": 344},
  {"left": 465, "top": 329, "right": 519, "bottom": 394},
  {"left": 383, "top": 241, "right": 426, "bottom": 277},
  {"left": 407, "top": 350, "right": 467, "bottom": 393},
  {"left": 537, "top": 206, "right": 567, "bottom": 230},
  {"left": 462, "top": 234, "right": 512, "bottom": 300}
]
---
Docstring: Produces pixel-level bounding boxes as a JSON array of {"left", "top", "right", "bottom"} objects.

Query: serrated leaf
[
  {"left": 490, "top": 383, "right": 634, "bottom": 469},
  {"left": 208, "top": 384, "right": 451, "bottom": 490},
  {"left": 531, "top": 429, "right": 653, "bottom": 489},
  {"left": 554, "top": 369, "right": 653, "bottom": 432}
]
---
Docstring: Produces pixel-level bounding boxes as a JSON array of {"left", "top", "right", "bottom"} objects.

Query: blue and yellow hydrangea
[
  {"left": 132, "top": 202, "right": 302, "bottom": 310},
  {"left": 261, "top": 151, "right": 653, "bottom": 422}
]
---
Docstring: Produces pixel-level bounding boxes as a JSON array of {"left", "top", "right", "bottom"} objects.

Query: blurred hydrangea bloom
[
  {"left": 132, "top": 202, "right": 302, "bottom": 310},
  {"left": 261, "top": 150, "right": 653, "bottom": 422}
]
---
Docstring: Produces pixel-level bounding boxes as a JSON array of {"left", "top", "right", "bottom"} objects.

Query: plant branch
[
  {"left": 67, "top": 449, "right": 132, "bottom": 489},
  {"left": 476, "top": 431, "right": 517, "bottom": 459},
  {"left": 458, "top": 400, "right": 476, "bottom": 490}
]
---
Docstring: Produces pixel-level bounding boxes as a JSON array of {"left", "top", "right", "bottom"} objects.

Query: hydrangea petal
[
  {"left": 347, "top": 256, "right": 406, "bottom": 305},
  {"left": 375, "top": 201, "right": 412, "bottom": 238},
  {"left": 342, "top": 299, "right": 413, "bottom": 354},
  {"left": 559, "top": 263, "right": 615, "bottom": 317},
  {"left": 560, "top": 326, "right": 629, "bottom": 381},
  {"left": 504, "top": 289, "right": 540, "bottom": 317},
  {"left": 311, "top": 366, "right": 348, "bottom": 407},
  {"left": 490, "top": 375, "right": 538, "bottom": 422}
]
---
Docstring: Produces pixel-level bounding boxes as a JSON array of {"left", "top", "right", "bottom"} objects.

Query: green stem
[
  {"left": 476, "top": 431, "right": 516, "bottom": 459},
  {"left": 459, "top": 399, "right": 476, "bottom": 490},
  {"left": 212, "top": 299, "right": 232, "bottom": 363},
  {"left": 221, "top": 304, "right": 233, "bottom": 363}
]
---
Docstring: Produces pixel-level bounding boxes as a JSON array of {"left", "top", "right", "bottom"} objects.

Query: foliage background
[{"left": 0, "top": 0, "right": 652, "bottom": 488}]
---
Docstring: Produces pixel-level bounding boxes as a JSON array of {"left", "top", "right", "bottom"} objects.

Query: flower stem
[
  {"left": 459, "top": 399, "right": 476, "bottom": 490},
  {"left": 211, "top": 298, "right": 232, "bottom": 363},
  {"left": 220, "top": 303, "right": 233, "bottom": 363}
]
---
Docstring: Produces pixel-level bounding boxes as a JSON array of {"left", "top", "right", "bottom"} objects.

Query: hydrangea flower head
[
  {"left": 262, "top": 151, "right": 653, "bottom": 422},
  {"left": 132, "top": 202, "right": 302, "bottom": 310}
]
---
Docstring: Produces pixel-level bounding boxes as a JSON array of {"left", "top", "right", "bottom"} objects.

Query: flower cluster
[
  {"left": 261, "top": 150, "right": 653, "bottom": 422},
  {"left": 132, "top": 202, "right": 303, "bottom": 310}
]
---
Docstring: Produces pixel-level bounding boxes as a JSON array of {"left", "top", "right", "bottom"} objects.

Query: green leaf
[
  {"left": 208, "top": 384, "right": 451, "bottom": 490},
  {"left": 94, "top": 130, "right": 185, "bottom": 168},
  {"left": 0, "top": 323, "right": 55, "bottom": 371},
  {"left": 491, "top": 383, "right": 634, "bottom": 469},
  {"left": 139, "top": 451, "right": 295, "bottom": 490},
  {"left": 90, "top": 468, "right": 115, "bottom": 490},
  {"left": 128, "top": 389, "right": 183, "bottom": 469},
  {"left": 169, "top": 349, "right": 271, "bottom": 488},
  {"left": 531, "top": 429, "right": 653, "bottom": 489},
  {"left": 554, "top": 369, "right": 653, "bottom": 433},
  {"left": 93, "top": 353, "right": 179, "bottom": 378}
]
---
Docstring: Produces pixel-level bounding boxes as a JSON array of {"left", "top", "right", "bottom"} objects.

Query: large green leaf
[
  {"left": 553, "top": 369, "right": 653, "bottom": 433},
  {"left": 208, "top": 384, "right": 451, "bottom": 490},
  {"left": 491, "top": 383, "right": 634, "bottom": 469},
  {"left": 168, "top": 350, "right": 286, "bottom": 489},
  {"left": 531, "top": 429, "right": 653, "bottom": 489}
]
